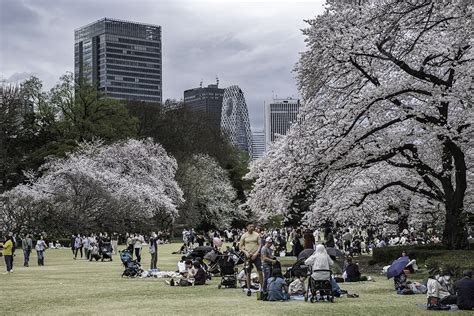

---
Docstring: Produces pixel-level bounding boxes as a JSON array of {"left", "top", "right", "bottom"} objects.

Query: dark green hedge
[
  {"left": 372, "top": 244, "right": 448, "bottom": 264},
  {"left": 425, "top": 251, "right": 474, "bottom": 278}
]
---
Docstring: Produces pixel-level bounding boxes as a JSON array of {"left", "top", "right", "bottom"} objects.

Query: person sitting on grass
[
  {"left": 171, "top": 243, "right": 189, "bottom": 255},
  {"left": 454, "top": 270, "right": 474, "bottom": 310},
  {"left": 343, "top": 257, "right": 371, "bottom": 282},
  {"left": 195, "top": 257, "right": 208, "bottom": 273},
  {"left": 177, "top": 256, "right": 187, "bottom": 275},
  {"left": 266, "top": 268, "right": 289, "bottom": 301},
  {"left": 179, "top": 260, "right": 193, "bottom": 277},
  {"left": 427, "top": 268, "right": 449, "bottom": 310},
  {"left": 89, "top": 243, "right": 101, "bottom": 261},
  {"left": 168, "top": 262, "right": 206, "bottom": 287},
  {"left": 289, "top": 276, "right": 307, "bottom": 296},
  {"left": 438, "top": 270, "right": 457, "bottom": 305},
  {"left": 193, "top": 262, "right": 207, "bottom": 285}
]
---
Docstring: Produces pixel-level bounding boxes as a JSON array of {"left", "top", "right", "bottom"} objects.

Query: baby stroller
[
  {"left": 120, "top": 249, "right": 143, "bottom": 278},
  {"left": 101, "top": 241, "right": 113, "bottom": 262},
  {"left": 285, "top": 257, "right": 309, "bottom": 284},
  {"left": 204, "top": 249, "right": 222, "bottom": 275},
  {"left": 217, "top": 253, "right": 237, "bottom": 289},
  {"left": 305, "top": 269, "right": 334, "bottom": 303}
]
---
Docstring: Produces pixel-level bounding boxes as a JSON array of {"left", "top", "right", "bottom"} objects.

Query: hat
[
  {"left": 441, "top": 270, "right": 453, "bottom": 277},
  {"left": 428, "top": 267, "right": 439, "bottom": 277},
  {"left": 265, "top": 237, "right": 273, "bottom": 243}
]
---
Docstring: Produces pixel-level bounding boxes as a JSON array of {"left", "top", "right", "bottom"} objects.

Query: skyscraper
[
  {"left": 74, "top": 18, "right": 162, "bottom": 103},
  {"left": 221, "top": 85, "right": 253, "bottom": 158},
  {"left": 265, "top": 98, "right": 300, "bottom": 146},
  {"left": 183, "top": 83, "right": 224, "bottom": 130},
  {"left": 251, "top": 130, "right": 266, "bottom": 160}
]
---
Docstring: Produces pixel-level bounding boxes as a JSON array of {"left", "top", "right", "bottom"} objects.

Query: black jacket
[
  {"left": 194, "top": 268, "right": 206, "bottom": 285},
  {"left": 454, "top": 277, "right": 474, "bottom": 309},
  {"left": 345, "top": 263, "right": 361, "bottom": 282}
]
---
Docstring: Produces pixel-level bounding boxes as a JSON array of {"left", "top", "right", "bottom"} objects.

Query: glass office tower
[
  {"left": 221, "top": 85, "right": 253, "bottom": 158},
  {"left": 183, "top": 83, "right": 225, "bottom": 130},
  {"left": 74, "top": 18, "right": 162, "bottom": 103},
  {"left": 264, "top": 98, "right": 300, "bottom": 147}
]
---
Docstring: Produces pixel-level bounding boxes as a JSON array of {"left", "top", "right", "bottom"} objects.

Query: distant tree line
[{"left": 0, "top": 72, "right": 250, "bottom": 236}]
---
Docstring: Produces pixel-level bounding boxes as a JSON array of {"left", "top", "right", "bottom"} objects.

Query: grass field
[{"left": 0, "top": 244, "right": 471, "bottom": 316}]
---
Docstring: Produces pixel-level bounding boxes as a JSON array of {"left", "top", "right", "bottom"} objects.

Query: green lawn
[{"left": 0, "top": 244, "right": 470, "bottom": 316}]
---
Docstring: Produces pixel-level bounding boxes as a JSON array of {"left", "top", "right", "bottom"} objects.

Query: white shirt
[{"left": 134, "top": 235, "right": 144, "bottom": 248}]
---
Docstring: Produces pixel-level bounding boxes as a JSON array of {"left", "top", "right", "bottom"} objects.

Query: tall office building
[
  {"left": 74, "top": 18, "right": 162, "bottom": 103},
  {"left": 251, "top": 130, "right": 266, "bottom": 160},
  {"left": 221, "top": 85, "right": 253, "bottom": 158},
  {"left": 183, "top": 83, "right": 224, "bottom": 130},
  {"left": 265, "top": 98, "right": 300, "bottom": 146}
]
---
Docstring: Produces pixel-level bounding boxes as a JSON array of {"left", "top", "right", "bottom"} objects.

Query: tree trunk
[
  {"left": 440, "top": 138, "right": 468, "bottom": 249},
  {"left": 442, "top": 201, "right": 468, "bottom": 249}
]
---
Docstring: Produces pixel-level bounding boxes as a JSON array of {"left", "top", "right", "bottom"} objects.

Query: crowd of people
[
  {"left": 1, "top": 223, "right": 473, "bottom": 311},
  {"left": 1, "top": 233, "right": 47, "bottom": 272}
]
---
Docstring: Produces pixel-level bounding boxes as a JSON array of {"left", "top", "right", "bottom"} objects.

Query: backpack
[{"left": 179, "top": 279, "right": 191, "bottom": 286}]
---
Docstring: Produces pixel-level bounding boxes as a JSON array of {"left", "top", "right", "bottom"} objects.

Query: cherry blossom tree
[
  {"left": 0, "top": 138, "right": 183, "bottom": 234},
  {"left": 247, "top": 0, "right": 473, "bottom": 248},
  {"left": 178, "top": 154, "right": 242, "bottom": 229}
]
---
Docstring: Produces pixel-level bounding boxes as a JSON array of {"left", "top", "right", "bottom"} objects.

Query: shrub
[
  {"left": 425, "top": 251, "right": 474, "bottom": 278},
  {"left": 372, "top": 244, "right": 447, "bottom": 264}
]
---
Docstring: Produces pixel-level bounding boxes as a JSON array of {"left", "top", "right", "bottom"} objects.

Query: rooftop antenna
[{"left": 216, "top": 75, "right": 219, "bottom": 87}]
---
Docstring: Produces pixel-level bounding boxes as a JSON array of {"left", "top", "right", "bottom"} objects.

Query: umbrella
[
  {"left": 386, "top": 256, "right": 409, "bottom": 279},
  {"left": 193, "top": 246, "right": 214, "bottom": 252},
  {"left": 326, "top": 247, "right": 344, "bottom": 258}
]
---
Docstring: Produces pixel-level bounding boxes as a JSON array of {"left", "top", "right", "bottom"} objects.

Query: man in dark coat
[{"left": 454, "top": 270, "right": 474, "bottom": 310}]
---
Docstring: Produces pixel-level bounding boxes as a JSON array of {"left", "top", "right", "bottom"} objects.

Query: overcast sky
[{"left": 0, "top": 0, "right": 325, "bottom": 129}]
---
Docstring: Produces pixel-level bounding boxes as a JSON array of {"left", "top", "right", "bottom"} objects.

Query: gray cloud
[{"left": 0, "top": 0, "right": 325, "bottom": 129}]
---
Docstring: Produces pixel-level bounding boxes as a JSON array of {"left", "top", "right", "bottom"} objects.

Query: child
[
  {"left": 289, "top": 276, "right": 307, "bottom": 296},
  {"left": 177, "top": 256, "right": 187, "bottom": 275}
]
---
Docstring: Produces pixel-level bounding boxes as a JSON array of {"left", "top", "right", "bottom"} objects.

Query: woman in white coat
[{"left": 304, "top": 244, "right": 333, "bottom": 281}]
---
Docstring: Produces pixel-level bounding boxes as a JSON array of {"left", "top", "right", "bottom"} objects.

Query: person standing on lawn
[
  {"left": 3, "top": 235, "right": 14, "bottom": 274},
  {"left": 22, "top": 234, "right": 33, "bottom": 267},
  {"left": 70, "top": 234, "right": 75, "bottom": 256},
  {"left": 83, "top": 234, "right": 90, "bottom": 260},
  {"left": 73, "top": 234, "right": 82, "bottom": 259},
  {"left": 261, "top": 237, "right": 278, "bottom": 293},
  {"left": 35, "top": 236, "right": 47, "bottom": 266},
  {"left": 149, "top": 232, "right": 158, "bottom": 270},
  {"left": 134, "top": 233, "right": 144, "bottom": 263},
  {"left": 239, "top": 222, "right": 263, "bottom": 296}
]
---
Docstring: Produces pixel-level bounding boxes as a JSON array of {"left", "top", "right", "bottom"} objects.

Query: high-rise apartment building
[
  {"left": 221, "top": 85, "right": 253, "bottom": 158},
  {"left": 251, "top": 130, "right": 266, "bottom": 160},
  {"left": 265, "top": 98, "right": 300, "bottom": 146},
  {"left": 74, "top": 18, "right": 162, "bottom": 103},
  {"left": 183, "top": 83, "right": 224, "bottom": 130}
]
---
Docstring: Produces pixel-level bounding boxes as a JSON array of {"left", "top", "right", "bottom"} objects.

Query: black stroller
[
  {"left": 120, "top": 249, "right": 143, "bottom": 278},
  {"left": 217, "top": 253, "right": 238, "bottom": 289},
  {"left": 203, "top": 249, "right": 222, "bottom": 275},
  {"left": 284, "top": 257, "right": 310, "bottom": 285},
  {"left": 100, "top": 241, "right": 113, "bottom": 262},
  {"left": 305, "top": 269, "right": 335, "bottom": 303}
]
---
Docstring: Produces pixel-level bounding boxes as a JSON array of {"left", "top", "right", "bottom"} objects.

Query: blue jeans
[
  {"left": 331, "top": 277, "right": 341, "bottom": 297},
  {"left": 23, "top": 249, "right": 30, "bottom": 266},
  {"left": 262, "top": 264, "right": 272, "bottom": 292},
  {"left": 37, "top": 250, "right": 44, "bottom": 265},
  {"left": 4, "top": 255, "right": 13, "bottom": 272}
]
